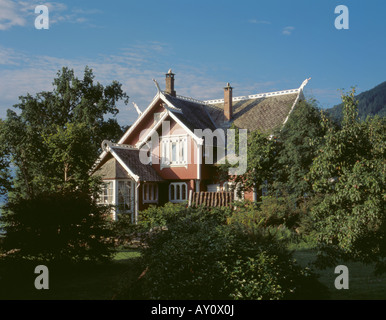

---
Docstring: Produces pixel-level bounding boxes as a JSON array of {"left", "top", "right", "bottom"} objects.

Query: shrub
[
  {"left": 138, "top": 202, "right": 187, "bottom": 230},
  {"left": 0, "top": 190, "right": 115, "bottom": 263},
  {"left": 128, "top": 205, "right": 325, "bottom": 300}
]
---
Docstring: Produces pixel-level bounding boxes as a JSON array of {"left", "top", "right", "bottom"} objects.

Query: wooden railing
[{"left": 188, "top": 191, "right": 234, "bottom": 208}]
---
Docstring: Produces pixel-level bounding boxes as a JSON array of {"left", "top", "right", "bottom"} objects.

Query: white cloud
[
  {"left": 0, "top": 0, "right": 26, "bottom": 30},
  {"left": 0, "top": 0, "right": 100, "bottom": 30},
  {"left": 0, "top": 42, "right": 177, "bottom": 123},
  {"left": 282, "top": 26, "right": 295, "bottom": 35},
  {"left": 248, "top": 19, "right": 271, "bottom": 25}
]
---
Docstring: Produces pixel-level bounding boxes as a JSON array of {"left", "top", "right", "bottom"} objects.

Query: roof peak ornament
[
  {"left": 101, "top": 140, "right": 112, "bottom": 152},
  {"left": 152, "top": 78, "right": 161, "bottom": 93},
  {"left": 299, "top": 77, "right": 311, "bottom": 91},
  {"left": 132, "top": 102, "right": 142, "bottom": 116}
]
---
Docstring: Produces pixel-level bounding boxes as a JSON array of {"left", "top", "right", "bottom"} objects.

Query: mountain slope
[{"left": 327, "top": 81, "right": 386, "bottom": 122}]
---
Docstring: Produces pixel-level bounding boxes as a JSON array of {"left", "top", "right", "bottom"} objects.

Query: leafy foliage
[
  {"left": 242, "top": 129, "right": 278, "bottom": 193},
  {"left": 0, "top": 67, "right": 128, "bottom": 263},
  {"left": 309, "top": 89, "right": 386, "bottom": 273},
  {"left": 274, "top": 100, "right": 327, "bottom": 202},
  {"left": 126, "top": 204, "right": 324, "bottom": 300},
  {"left": 0, "top": 190, "right": 115, "bottom": 263},
  {"left": 0, "top": 119, "right": 11, "bottom": 196},
  {"left": 2, "top": 66, "right": 128, "bottom": 197}
]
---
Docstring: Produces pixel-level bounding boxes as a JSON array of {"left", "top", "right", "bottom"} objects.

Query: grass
[
  {"left": 1, "top": 246, "right": 384, "bottom": 300},
  {"left": 113, "top": 249, "right": 141, "bottom": 261},
  {"left": 293, "top": 249, "right": 386, "bottom": 300},
  {"left": 0, "top": 248, "right": 143, "bottom": 300}
]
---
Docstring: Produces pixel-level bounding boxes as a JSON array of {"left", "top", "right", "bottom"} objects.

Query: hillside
[{"left": 327, "top": 81, "right": 386, "bottom": 122}]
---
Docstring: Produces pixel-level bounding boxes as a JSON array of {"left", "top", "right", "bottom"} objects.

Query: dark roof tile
[
  {"left": 212, "top": 93, "right": 298, "bottom": 132},
  {"left": 113, "top": 147, "right": 164, "bottom": 182},
  {"left": 163, "top": 94, "right": 218, "bottom": 132}
]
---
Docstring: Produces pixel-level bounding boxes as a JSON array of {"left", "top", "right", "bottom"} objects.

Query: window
[
  {"left": 98, "top": 181, "right": 114, "bottom": 204},
  {"left": 169, "top": 182, "right": 188, "bottom": 203},
  {"left": 160, "top": 135, "right": 188, "bottom": 168},
  {"left": 143, "top": 183, "right": 158, "bottom": 203},
  {"left": 207, "top": 184, "right": 220, "bottom": 192},
  {"left": 117, "top": 180, "right": 133, "bottom": 213},
  {"left": 171, "top": 141, "right": 177, "bottom": 162}
]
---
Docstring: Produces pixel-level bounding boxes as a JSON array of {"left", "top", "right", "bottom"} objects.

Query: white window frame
[
  {"left": 160, "top": 134, "right": 188, "bottom": 169},
  {"left": 116, "top": 180, "right": 135, "bottom": 214},
  {"left": 97, "top": 180, "right": 114, "bottom": 205},
  {"left": 169, "top": 182, "right": 188, "bottom": 203},
  {"left": 143, "top": 182, "right": 159, "bottom": 204}
]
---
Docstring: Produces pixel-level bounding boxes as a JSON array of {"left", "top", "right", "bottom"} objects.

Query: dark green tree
[
  {"left": 0, "top": 66, "right": 128, "bottom": 262},
  {"left": 274, "top": 100, "right": 327, "bottom": 202},
  {"left": 217, "top": 123, "right": 278, "bottom": 199},
  {"left": 0, "top": 119, "right": 11, "bottom": 197},
  {"left": 1, "top": 190, "right": 115, "bottom": 263},
  {"left": 308, "top": 89, "right": 386, "bottom": 273},
  {"left": 3, "top": 66, "right": 128, "bottom": 197},
  {"left": 242, "top": 129, "right": 278, "bottom": 197}
]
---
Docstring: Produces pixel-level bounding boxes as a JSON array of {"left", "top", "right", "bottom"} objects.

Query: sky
[{"left": 0, "top": 0, "right": 385, "bottom": 125}]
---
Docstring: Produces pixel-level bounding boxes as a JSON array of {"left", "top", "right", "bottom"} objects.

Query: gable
[
  {"left": 121, "top": 98, "right": 166, "bottom": 146},
  {"left": 92, "top": 154, "right": 131, "bottom": 180}
]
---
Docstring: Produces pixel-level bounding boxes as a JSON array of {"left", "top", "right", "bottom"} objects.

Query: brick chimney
[
  {"left": 224, "top": 82, "right": 233, "bottom": 121},
  {"left": 165, "top": 69, "right": 176, "bottom": 97}
]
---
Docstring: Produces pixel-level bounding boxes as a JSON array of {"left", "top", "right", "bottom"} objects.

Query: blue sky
[{"left": 1, "top": 0, "right": 385, "bottom": 125}]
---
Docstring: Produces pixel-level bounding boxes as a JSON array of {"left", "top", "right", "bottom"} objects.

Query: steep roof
[
  {"left": 210, "top": 93, "right": 299, "bottom": 132},
  {"left": 93, "top": 145, "right": 164, "bottom": 182},
  {"left": 163, "top": 86, "right": 304, "bottom": 133},
  {"left": 162, "top": 94, "right": 218, "bottom": 132},
  {"left": 112, "top": 147, "right": 164, "bottom": 182}
]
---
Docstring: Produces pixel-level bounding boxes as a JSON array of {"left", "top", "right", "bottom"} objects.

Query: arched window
[{"left": 169, "top": 182, "right": 188, "bottom": 203}]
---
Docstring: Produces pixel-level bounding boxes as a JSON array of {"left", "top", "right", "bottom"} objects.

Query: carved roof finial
[
  {"left": 152, "top": 78, "right": 161, "bottom": 92},
  {"left": 300, "top": 77, "right": 311, "bottom": 90},
  {"left": 132, "top": 102, "right": 142, "bottom": 116}
]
